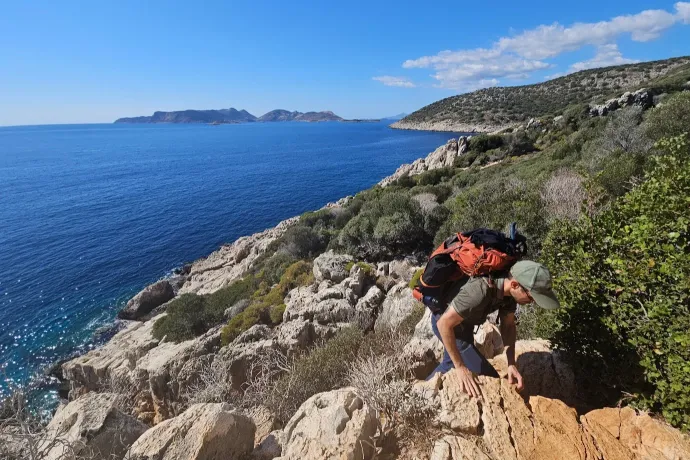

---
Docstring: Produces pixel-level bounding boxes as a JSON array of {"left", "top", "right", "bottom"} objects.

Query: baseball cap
[{"left": 509, "top": 261, "right": 560, "bottom": 310}]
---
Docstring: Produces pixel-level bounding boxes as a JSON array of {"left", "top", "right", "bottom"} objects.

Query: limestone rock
[
  {"left": 119, "top": 280, "right": 175, "bottom": 320},
  {"left": 473, "top": 321, "right": 504, "bottom": 359},
  {"left": 254, "top": 430, "right": 285, "bottom": 460},
  {"left": 437, "top": 373, "right": 482, "bottom": 434},
  {"left": 403, "top": 308, "right": 443, "bottom": 378},
  {"left": 126, "top": 403, "right": 255, "bottom": 460},
  {"left": 62, "top": 319, "right": 160, "bottom": 395},
  {"left": 582, "top": 407, "right": 690, "bottom": 460},
  {"left": 355, "top": 285, "right": 385, "bottom": 317},
  {"left": 313, "top": 250, "right": 354, "bottom": 283},
  {"left": 41, "top": 392, "right": 147, "bottom": 460},
  {"left": 275, "top": 319, "right": 314, "bottom": 352},
  {"left": 375, "top": 283, "right": 418, "bottom": 330},
  {"left": 343, "top": 263, "right": 371, "bottom": 297},
  {"left": 388, "top": 258, "right": 417, "bottom": 282},
  {"left": 180, "top": 216, "right": 298, "bottom": 295},
  {"left": 379, "top": 138, "right": 468, "bottom": 186},
  {"left": 277, "top": 388, "right": 377, "bottom": 460}
]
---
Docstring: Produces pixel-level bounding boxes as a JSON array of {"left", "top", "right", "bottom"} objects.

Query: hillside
[
  {"left": 393, "top": 56, "right": 690, "bottom": 132},
  {"left": 258, "top": 109, "right": 343, "bottom": 122},
  {"left": 115, "top": 108, "right": 257, "bottom": 124}
]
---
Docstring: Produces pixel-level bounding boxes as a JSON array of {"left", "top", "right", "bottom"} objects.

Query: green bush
[
  {"left": 415, "top": 167, "right": 454, "bottom": 186},
  {"left": 645, "top": 92, "right": 690, "bottom": 142},
  {"left": 152, "top": 294, "right": 209, "bottom": 342},
  {"left": 206, "top": 276, "right": 259, "bottom": 323},
  {"left": 469, "top": 134, "right": 504, "bottom": 153},
  {"left": 338, "top": 191, "right": 425, "bottom": 259},
  {"left": 221, "top": 260, "right": 313, "bottom": 345},
  {"left": 540, "top": 135, "right": 690, "bottom": 430}
]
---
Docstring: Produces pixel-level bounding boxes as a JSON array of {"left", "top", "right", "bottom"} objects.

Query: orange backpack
[{"left": 412, "top": 226, "right": 527, "bottom": 312}]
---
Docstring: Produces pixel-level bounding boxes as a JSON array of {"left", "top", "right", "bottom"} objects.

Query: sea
[{"left": 0, "top": 121, "right": 457, "bottom": 408}]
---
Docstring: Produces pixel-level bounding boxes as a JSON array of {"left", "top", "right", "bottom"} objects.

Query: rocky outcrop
[
  {"left": 118, "top": 280, "right": 175, "bottom": 320},
  {"left": 427, "top": 376, "right": 690, "bottom": 460},
  {"left": 126, "top": 403, "right": 255, "bottom": 460},
  {"left": 378, "top": 137, "right": 469, "bottom": 187},
  {"left": 62, "top": 317, "right": 224, "bottom": 424},
  {"left": 275, "top": 388, "right": 377, "bottom": 460},
  {"left": 40, "top": 392, "right": 147, "bottom": 460},
  {"left": 589, "top": 88, "right": 653, "bottom": 117},
  {"left": 179, "top": 216, "right": 299, "bottom": 295},
  {"left": 312, "top": 250, "right": 354, "bottom": 283},
  {"left": 375, "top": 283, "right": 419, "bottom": 330}
]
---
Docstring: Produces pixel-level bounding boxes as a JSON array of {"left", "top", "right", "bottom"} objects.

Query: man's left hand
[{"left": 507, "top": 365, "right": 524, "bottom": 391}]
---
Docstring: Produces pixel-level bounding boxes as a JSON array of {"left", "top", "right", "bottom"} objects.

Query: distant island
[{"left": 115, "top": 108, "right": 344, "bottom": 124}]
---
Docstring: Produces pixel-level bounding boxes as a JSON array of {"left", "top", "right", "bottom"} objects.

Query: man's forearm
[
  {"left": 501, "top": 320, "right": 517, "bottom": 366},
  {"left": 438, "top": 319, "right": 466, "bottom": 369}
]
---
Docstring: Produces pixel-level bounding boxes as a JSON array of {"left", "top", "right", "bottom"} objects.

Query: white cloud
[
  {"left": 372, "top": 76, "right": 416, "bottom": 88},
  {"left": 677, "top": 1, "right": 690, "bottom": 23},
  {"left": 570, "top": 44, "right": 640, "bottom": 72},
  {"left": 397, "top": 2, "right": 690, "bottom": 91}
]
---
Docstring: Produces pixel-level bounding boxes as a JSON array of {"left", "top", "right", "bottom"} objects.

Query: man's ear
[{"left": 509, "top": 280, "right": 520, "bottom": 290}]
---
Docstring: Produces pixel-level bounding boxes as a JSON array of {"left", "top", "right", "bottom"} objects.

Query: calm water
[{"left": 0, "top": 121, "right": 456, "bottom": 403}]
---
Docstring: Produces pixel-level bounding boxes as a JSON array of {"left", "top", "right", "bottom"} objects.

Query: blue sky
[{"left": 1, "top": 1, "right": 690, "bottom": 125}]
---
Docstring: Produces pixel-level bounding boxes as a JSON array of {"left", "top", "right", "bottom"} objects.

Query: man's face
[{"left": 509, "top": 280, "right": 533, "bottom": 305}]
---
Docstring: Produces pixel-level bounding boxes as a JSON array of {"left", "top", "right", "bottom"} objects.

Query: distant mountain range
[
  {"left": 115, "top": 108, "right": 343, "bottom": 124},
  {"left": 381, "top": 113, "right": 407, "bottom": 120}
]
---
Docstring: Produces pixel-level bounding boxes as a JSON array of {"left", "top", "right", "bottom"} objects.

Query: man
[{"left": 428, "top": 260, "right": 560, "bottom": 398}]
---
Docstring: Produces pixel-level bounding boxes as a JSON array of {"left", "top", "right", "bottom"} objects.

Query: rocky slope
[
  {"left": 9, "top": 139, "right": 690, "bottom": 459},
  {"left": 392, "top": 56, "right": 690, "bottom": 133}
]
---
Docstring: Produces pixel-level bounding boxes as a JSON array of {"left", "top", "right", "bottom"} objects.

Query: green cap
[{"left": 510, "top": 260, "right": 560, "bottom": 310}]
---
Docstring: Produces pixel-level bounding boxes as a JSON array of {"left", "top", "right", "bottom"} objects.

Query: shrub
[
  {"left": 415, "top": 167, "right": 454, "bottom": 186},
  {"left": 221, "top": 261, "right": 313, "bottom": 345},
  {"left": 256, "top": 252, "right": 297, "bottom": 285},
  {"left": 152, "top": 294, "right": 209, "bottom": 342},
  {"left": 540, "top": 135, "right": 690, "bottom": 430},
  {"left": 206, "top": 276, "right": 259, "bottom": 323},
  {"left": 265, "top": 327, "right": 365, "bottom": 423},
  {"left": 469, "top": 134, "right": 504, "bottom": 153},
  {"left": 281, "top": 224, "right": 326, "bottom": 258},
  {"left": 540, "top": 169, "right": 585, "bottom": 222},
  {"left": 645, "top": 92, "right": 690, "bottom": 141},
  {"left": 338, "top": 191, "right": 426, "bottom": 259}
]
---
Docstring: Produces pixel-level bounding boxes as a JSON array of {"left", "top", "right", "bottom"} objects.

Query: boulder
[
  {"left": 343, "top": 263, "right": 371, "bottom": 297},
  {"left": 40, "top": 392, "right": 147, "bottom": 460},
  {"left": 312, "top": 250, "right": 354, "bottom": 283},
  {"left": 388, "top": 258, "right": 417, "bottom": 282},
  {"left": 275, "top": 319, "right": 314, "bottom": 352},
  {"left": 254, "top": 430, "right": 285, "bottom": 459},
  {"left": 582, "top": 407, "right": 690, "bottom": 460},
  {"left": 458, "top": 136, "right": 469, "bottom": 154},
  {"left": 277, "top": 388, "right": 377, "bottom": 460},
  {"left": 126, "top": 403, "right": 255, "bottom": 460},
  {"left": 473, "top": 321, "right": 504, "bottom": 359},
  {"left": 118, "top": 280, "right": 175, "bottom": 320},
  {"left": 632, "top": 88, "right": 653, "bottom": 109},
  {"left": 402, "top": 308, "right": 443, "bottom": 378},
  {"left": 375, "top": 283, "right": 419, "bottom": 330}
]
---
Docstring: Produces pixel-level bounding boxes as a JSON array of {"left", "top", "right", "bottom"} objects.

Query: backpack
[{"left": 412, "top": 223, "right": 527, "bottom": 313}]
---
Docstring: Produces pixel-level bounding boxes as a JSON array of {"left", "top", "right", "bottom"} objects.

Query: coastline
[{"left": 390, "top": 119, "right": 514, "bottom": 134}]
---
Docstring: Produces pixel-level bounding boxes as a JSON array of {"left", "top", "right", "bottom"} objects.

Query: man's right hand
[{"left": 455, "top": 366, "right": 482, "bottom": 399}]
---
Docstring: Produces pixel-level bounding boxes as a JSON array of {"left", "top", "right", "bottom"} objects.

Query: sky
[{"left": 1, "top": 1, "right": 690, "bottom": 126}]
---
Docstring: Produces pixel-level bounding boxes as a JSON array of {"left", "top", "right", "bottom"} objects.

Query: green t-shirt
[{"left": 449, "top": 276, "right": 517, "bottom": 325}]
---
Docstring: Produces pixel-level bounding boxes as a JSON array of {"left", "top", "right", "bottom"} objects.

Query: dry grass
[{"left": 541, "top": 169, "right": 585, "bottom": 222}]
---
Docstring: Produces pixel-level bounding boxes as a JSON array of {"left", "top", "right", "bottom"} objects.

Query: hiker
[
  {"left": 412, "top": 226, "right": 560, "bottom": 398},
  {"left": 428, "top": 260, "right": 560, "bottom": 398}
]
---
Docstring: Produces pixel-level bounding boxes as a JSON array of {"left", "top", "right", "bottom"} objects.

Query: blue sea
[{"left": 0, "top": 121, "right": 456, "bottom": 404}]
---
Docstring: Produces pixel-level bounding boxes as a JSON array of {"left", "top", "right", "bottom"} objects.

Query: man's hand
[
  {"left": 507, "top": 365, "right": 524, "bottom": 391},
  {"left": 455, "top": 366, "right": 482, "bottom": 399}
]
